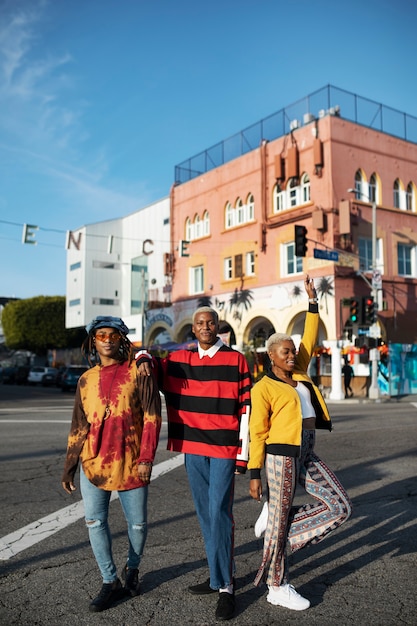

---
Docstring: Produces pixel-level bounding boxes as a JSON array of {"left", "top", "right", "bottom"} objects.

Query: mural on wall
[
  {"left": 379, "top": 343, "right": 417, "bottom": 396},
  {"left": 228, "top": 288, "right": 254, "bottom": 324},
  {"left": 316, "top": 276, "right": 334, "bottom": 314}
]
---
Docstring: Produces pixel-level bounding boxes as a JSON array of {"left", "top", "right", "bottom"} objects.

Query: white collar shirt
[{"left": 197, "top": 337, "right": 224, "bottom": 359}]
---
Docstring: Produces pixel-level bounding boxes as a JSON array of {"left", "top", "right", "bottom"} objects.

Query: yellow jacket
[{"left": 248, "top": 309, "right": 332, "bottom": 475}]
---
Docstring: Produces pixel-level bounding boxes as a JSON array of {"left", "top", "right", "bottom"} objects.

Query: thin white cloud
[{"left": 0, "top": 1, "right": 151, "bottom": 221}]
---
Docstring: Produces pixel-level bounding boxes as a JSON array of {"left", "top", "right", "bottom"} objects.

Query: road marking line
[{"left": 0, "top": 454, "right": 184, "bottom": 561}]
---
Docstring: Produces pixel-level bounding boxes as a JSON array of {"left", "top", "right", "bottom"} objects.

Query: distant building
[
  {"left": 169, "top": 85, "right": 417, "bottom": 357},
  {"left": 65, "top": 86, "right": 417, "bottom": 392},
  {"left": 65, "top": 197, "right": 173, "bottom": 346}
]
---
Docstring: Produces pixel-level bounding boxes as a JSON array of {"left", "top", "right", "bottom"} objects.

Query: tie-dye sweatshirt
[{"left": 62, "top": 360, "right": 162, "bottom": 490}]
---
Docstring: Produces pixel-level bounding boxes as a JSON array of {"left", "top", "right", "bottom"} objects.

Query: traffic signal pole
[
  {"left": 368, "top": 200, "right": 380, "bottom": 400},
  {"left": 348, "top": 189, "right": 380, "bottom": 400}
]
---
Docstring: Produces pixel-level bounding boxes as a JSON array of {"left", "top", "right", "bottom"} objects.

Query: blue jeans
[
  {"left": 184, "top": 454, "right": 235, "bottom": 589},
  {"left": 80, "top": 466, "right": 148, "bottom": 583}
]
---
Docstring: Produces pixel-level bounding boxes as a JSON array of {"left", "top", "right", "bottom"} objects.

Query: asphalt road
[{"left": 0, "top": 384, "right": 416, "bottom": 625}]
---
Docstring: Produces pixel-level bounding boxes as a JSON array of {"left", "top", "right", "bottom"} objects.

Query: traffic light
[
  {"left": 363, "top": 295, "right": 375, "bottom": 324},
  {"left": 179, "top": 240, "right": 190, "bottom": 257},
  {"left": 294, "top": 225, "right": 308, "bottom": 257},
  {"left": 349, "top": 298, "right": 359, "bottom": 323}
]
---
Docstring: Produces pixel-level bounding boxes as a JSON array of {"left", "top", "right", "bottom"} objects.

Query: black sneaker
[
  {"left": 122, "top": 565, "right": 140, "bottom": 596},
  {"left": 215, "top": 592, "right": 236, "bottom": 621},
  {"left": 89, "top": 578, "right": 124, "bottom": 612},
  {"left": 188, "top": 578, "right": 217, "bottom": 595}
]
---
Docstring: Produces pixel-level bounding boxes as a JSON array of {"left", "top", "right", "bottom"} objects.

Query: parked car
[
  {"left": 1, "top": 366, "right": 17, "bottom": 384},
  {"left": 27, "top": 366, "right": 58, "bottom": 386},
  {"left": 55, "top": 366, "right": 67, "bottom": 388},
  {"left": 60, "top": 365, "right": 88, "bottom": 391}
]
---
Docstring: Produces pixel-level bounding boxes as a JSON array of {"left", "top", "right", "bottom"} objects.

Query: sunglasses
[{"left": 95, "top": 331, "right": 121, "bottom": 342}]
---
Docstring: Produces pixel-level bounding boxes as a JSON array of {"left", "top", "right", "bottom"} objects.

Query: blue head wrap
[{"left": 86, "top": 316, "right": 129, "bottom": 336}]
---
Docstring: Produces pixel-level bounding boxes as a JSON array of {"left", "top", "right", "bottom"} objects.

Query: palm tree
[
  {"left": 228, "top": 288, "right": 254, "bottom": 327},
  {"left": 316, "top": 277, "right": 334, "bottom": 314}
]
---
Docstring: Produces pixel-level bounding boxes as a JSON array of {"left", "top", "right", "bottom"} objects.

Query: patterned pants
[{"left": 254, "top": 430, "right": 352, "bottom": 587}]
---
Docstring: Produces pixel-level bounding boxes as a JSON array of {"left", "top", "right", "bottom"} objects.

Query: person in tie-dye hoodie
[{"left": 62, "top": 316, "right": 162, "bottom": 613}]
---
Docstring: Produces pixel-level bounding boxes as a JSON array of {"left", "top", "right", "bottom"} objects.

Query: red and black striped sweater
[{"left": 143, "top": 344, "right": 252, "bottom": 471}]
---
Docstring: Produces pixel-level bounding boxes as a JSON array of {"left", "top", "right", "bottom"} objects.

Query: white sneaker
[
  {"left": 254, "top": 501, "right": 269, "bottom": 538},
  {"left": 267, "top": 584, "right": 310, "bottom": 611}
]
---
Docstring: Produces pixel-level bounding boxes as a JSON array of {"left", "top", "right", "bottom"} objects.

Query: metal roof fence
[{"left": 174, "top": 84, "right": 417, "bottom": 185}]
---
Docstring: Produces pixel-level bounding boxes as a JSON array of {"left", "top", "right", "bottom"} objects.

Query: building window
[
  {"left": 92, "top": 297, "right": 119, "bottom": 306},
  {"left": 273, "top": 183, "right": 285, "bottom": 213},
  {"left": 190, "top": 265, "right": 204, "bottom": 294},
  {"left": 184, "top": 212, "right": 210, "bottom": 241},
  {"left": 93, "top": 261, "right": 121, "bottom": 269},
  {"left": 406, "top": 183, "right": 414, "bottom": 212},
  {"left": 225, "top": 202, "right": 233, "bottom": 228},
  {"left": 246, "top": 251, "right": 255, "bottom": 276},
  {"left": 284, "top": 242, "right": 303, "bottom": 275},
  {"left": 185, "top": 217, "right": 192, "bottom": 240},
  {"left": 393, "top": 179, "right": 401, "bottom": 209},
  {"left": 358, "top": 237, "right": 383, "bottom": 273},
  {"left": 288, "top": 178, "right": 299, "bottom": 207},
  {"left": 234, "top": 254, "right": 243, "bottom": 278},
  {"left": 354, "top": 170, "right": 364, "bottom": 199},
  {"left": 224, "top": 195, "right": 255, "bottom": 229},
  {"left": 397, "top": 243, "right": 414, "bottom": 276},
  {"left": 301, "top": 173, "right": 310, "bottom": 203},
  {"left": 236, "top": 198, "right": 244, "bottom": 224},
  {"left": 247, "top": 194, "right": 255, "bottom": 221},
  {"left": 69, "top": 298, "right": 81, "bottom": 306},
  {"left": 202, "top": 210, "right": 210, "bottom": 235},
  {"left": 70, "top": 262, "right": 81, "bottom": 271},
  {"left": 194, "top": 215, "right": 201, "bottom": 239},
  {"left": 224, "top": 257, "right": 233, "bottom": 280},
  {"left": 369, "top": 173, "right": 377, "bottom": 203}
]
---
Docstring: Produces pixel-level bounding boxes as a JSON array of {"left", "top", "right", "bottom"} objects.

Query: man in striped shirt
[{"left": 137, "top": 306, "right": 251, "bottom": 621}]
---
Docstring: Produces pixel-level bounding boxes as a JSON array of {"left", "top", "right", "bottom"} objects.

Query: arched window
[
  {"left": 236, "top": 198, "right": 244, "bottom": 224},
  {"left": 287, "top": 178, "right": 299, "bottom": 207},
  {"left": 246, "top": 194, "right": 255, "bottom": 221},
  {"left": 225, "top": 202, "right": 233, "bottom": 229},
  {"left": 406, "top": 183, "right": 414, "bottom": 212},
  {"left": 369, "top": 173, "right": 378, "bottom": 203},
  {"left": 301, "top": 173, "right": 310, "bottom": 203},
  {"left": 354, "top": 170, "right": 367, "bottom": 200},
  {"left": 393, "top": 179, "right": 401, "bottom": 209},
  {"left": 194, "top": 214, "right": 201, "bottom": 239},
  {"left": 273, "top": 183, "right": 285, "bottom": 213},
  {"left": 202, "top": 210, "right": 210, "bottom": 235},
  {"left": 185, "top": 217, "right": 192, "bottom": 241}
]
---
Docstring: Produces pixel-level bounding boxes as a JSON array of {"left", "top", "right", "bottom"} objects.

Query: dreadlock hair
[{"left": 81, "top": 331, "right": 134, "bottom": 367}]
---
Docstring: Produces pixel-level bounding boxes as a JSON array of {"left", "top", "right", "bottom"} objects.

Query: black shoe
[
  {"left": 122, "top": 565, "right": 140, "bottom": 596},
  {"left": 89, "top": 578, "right": 125, "bottom": 612},
  {"left": 188, "top": 578, "right": 217, "bottom": 595},
  {"left": 215, "top": 592, "right": 236, "bottom": 621}
]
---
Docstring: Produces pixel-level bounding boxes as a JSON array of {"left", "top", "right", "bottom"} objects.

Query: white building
[{"left": 65, "top": 196, "right": 173, "bottom": 346}]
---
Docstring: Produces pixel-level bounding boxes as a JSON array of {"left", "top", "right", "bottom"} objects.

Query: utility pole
[{"left": 348, "top": 189, "right": 380, "bottom": 400}]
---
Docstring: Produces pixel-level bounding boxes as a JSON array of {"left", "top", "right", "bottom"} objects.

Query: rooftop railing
[{"left": 174, "top": 84, "right": 417, "bottom": 185}]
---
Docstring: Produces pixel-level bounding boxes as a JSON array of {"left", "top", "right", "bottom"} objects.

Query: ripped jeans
[{"left": 80, "top": 466, "right": 148, "bottom": 583}]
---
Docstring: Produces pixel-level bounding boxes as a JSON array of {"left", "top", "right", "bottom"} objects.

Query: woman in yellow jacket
[{"left": 249, "top": 276, "right": 352, "bottom": 611}]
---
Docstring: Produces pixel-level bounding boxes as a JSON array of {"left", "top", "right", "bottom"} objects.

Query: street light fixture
[{"left": 347, "top": 188, "right": 380, "bottom": 400}]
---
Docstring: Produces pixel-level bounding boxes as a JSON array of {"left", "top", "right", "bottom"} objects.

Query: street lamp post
[{"left": 348, "top": 188, "right": 380, "bottom": 400}]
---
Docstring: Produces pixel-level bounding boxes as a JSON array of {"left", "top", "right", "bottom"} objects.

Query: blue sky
[{"left": 0, "top": 0, "right": 416, "bottom": 299}]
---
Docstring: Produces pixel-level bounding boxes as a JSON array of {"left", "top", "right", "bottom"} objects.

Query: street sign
[
  {"left": 313, "top": 249, "right": 339, "bottom": 261},
  {"left": 372, "top": 269, "right": 382, "bottom": 289}
]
